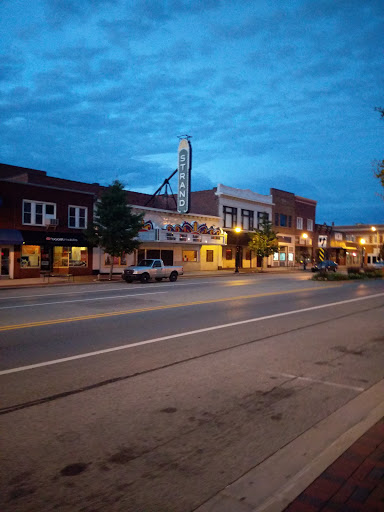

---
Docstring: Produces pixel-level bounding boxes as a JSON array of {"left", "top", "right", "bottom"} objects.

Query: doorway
[{"left": 0, "top": 248, "right": 10, "bottom": 277}]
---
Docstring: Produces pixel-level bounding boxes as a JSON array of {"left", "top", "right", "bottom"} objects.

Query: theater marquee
[{"left": 177, "top": 138, "right": 191, "bottom": 214}]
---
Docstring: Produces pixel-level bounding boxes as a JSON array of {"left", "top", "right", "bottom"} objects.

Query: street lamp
[
  {"left": 360, "top": 238, "right": 366, "bottom": 268},
  {"left": 302, "top": 233, "right": 308, "bottom": 270},
  {"left": 371, "top": 226, "right": 380, "bottom": 261},
  {"left": 234, "top": 226, "right": 241, "bottom": 273}
]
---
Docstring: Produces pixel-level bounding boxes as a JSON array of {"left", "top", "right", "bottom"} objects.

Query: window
[
  {"left": 105, "top": 253, "right": 127, "bottom": 266},
  {"left": 274, "top": 213, "right": 279, "bottom": 226},
  {"left": 307, "top": 219, "right": 313, "bottom": 231},
  {"left": 54, "top": 247, "right": 88, "bottom": 267},
  {"left": 226, "top": 249, "right": 233, "bottom": 260},
  {"left": 21, "top": 245, "right": 41, "bottom": 268},
  {"left": 296, "top": 217, "right": 303, "bottom": 230},
  {"left": 280, "top": 214, "right": 287, "bottom": 227},
  {"left": 334, "top": 232, "right": 343, "bottom": 241},
  {"left": 182, "top": 250, "right": 197, "bottom": 262},
  {"left": 206, "top": 250, "right": 214, "bottom": 262},
  {"left": 23, "top": 200, "right": 56, "bottom": 226},
  {"left": 258, "top": 212, "right": 269, "bottom": 229},
  {"left": 69, "top": 206, "right": 87, "bottom": 229},
  {"left": 223, "top": 206, "right": 237, "bottom": 228},
  {"left": 241, "top": 209, "right": 254, "bottom": 231}
]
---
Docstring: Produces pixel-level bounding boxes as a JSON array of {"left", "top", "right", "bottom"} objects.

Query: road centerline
[
  {"left": 0, "top": 286, "right": 336, "bottom": 331},
  {"left": 1, "top": 291, "right": 383, "bottom": 376}
]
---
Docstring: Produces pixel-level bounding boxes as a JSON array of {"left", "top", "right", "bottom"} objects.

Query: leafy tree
[
  {"left": 85, "top": 180, "right": 144, "bottom": 279},
  {"left": 248, "top": 216, "right": 278, "bottom": 269}
]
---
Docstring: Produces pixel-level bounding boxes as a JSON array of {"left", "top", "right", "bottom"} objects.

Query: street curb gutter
[{"left": 194, "top": 378, "right": 384, "bottom": 512}]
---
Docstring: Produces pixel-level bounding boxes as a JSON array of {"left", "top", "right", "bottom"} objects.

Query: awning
[
  {"left": 331, "top": 241, "right": 358, "bottom": 250},
  {"left": 0, "top": 229, "right": 24, "bottom": 245},
  {"left": 21, "top": 231, "right": 90, "bottom": 247}
]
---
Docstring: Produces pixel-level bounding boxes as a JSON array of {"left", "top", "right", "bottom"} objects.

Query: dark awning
[
  {"left": 0, "top": 229, "right": 24, "bottom": 245},
  {"left": 21, "top": 231, "right": 90, "bottom": 247}
]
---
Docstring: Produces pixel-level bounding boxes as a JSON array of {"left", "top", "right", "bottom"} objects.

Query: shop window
[
  {"left": 21, "top": 245, "right": 41, "bottom": 267},
  {"left": 279, "top": 252, "right": 286, "bottom": 261},
  {"left": 23, "top": 200, "right": 56, "bottom": 226},
  {"left": 245, "top": 250, "right": 251, "bottom": 260},
  {"left": 54, "top": 246, "right": 88, "bottom": 267},
  {"left": 105, "top": 253, "right": 126, "bottom": 266},
  {"left": 273, "top": 252, "right": 279, "bottom": 261},
  {"left": 68, "top": 206, "right": 87, "bottom": 229},
  {"left": 206, "top": 250, "right": 214, "bottom": 262},
  {"left": 183, "top": 250, "right": 197, "bottom": 262},
  {"left": 223, "top": 206, "right": 237, "bottom": 228},
  {"left": 226, "top": 249, "right": 233, "bottom": 260}
]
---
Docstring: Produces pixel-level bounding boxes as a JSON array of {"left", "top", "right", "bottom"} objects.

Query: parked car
[
  {"left": 122, "top": 259, "right": 184, "bottom": 283},
  {"left": 369, "top": 261, "right": 384, "bottom": 269},
  {"left": 311, "top": 260, "right": 338, "bottom": 272}
]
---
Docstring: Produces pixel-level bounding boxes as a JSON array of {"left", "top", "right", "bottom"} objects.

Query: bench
[{"left": 42, "top": 273, "right": 74, "bottom": 283}]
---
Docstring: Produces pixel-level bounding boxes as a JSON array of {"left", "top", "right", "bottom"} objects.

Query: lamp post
[
  {"left": 302, "top": 233, "right": 308, "bottom": 270},
  {"left": 371, "top": 226, "right": 379, "bottom": 261},
  {"left": 234, "top": 226, "right": 241, "bottom": 273},
  {"left": 360, "top": 238, "right": 366, "bottom": 268}
]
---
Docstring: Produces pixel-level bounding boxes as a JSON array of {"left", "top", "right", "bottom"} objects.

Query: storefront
[
  {"left": 0, "top": 229, "right": 24, "bottom": 279},
  {"left": 17, "top": 231, "right": 93, "bottom": 278},
  {"left": 92, "top": 208, "right": 227, "bottom": 274}
]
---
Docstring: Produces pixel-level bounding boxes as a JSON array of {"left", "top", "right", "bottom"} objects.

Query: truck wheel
[
  {"left": 155, "top": 277, "right": 163, "bottom": 282},
  {"left": 169, "top": 272, "right": 178, "bottom": 282},
  {"left": 140, "top": 273, "right": 150, "bottom": 283},
  {"left": 124, "top": 278, "right": 133, "bottom": 283}
]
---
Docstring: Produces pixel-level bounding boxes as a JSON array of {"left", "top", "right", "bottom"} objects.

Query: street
[{"left": 1, "top": 273, "right": 384, "bottom": 512}]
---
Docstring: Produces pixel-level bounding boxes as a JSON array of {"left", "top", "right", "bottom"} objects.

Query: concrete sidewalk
[{"left": 283, "top": 418, "right": 384, "bottom": 511}]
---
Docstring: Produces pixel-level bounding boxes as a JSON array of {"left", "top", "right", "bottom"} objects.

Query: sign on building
[
  {"left": 177, "top": 138, "right": 191, "bottom": 214},
  {"left": 318, "top": 235, "right": 327, "bottom": 247}
]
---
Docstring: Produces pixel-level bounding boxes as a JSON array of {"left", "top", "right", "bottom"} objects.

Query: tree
[
  {"left": 374, "top": 107, "right": 384, "bottom": 190},
  {"left": 85, "top": 180, "right": 144, "bottom": 279},
  {"left": 248, "top": 216, "right": 278, "bottom": 269}
]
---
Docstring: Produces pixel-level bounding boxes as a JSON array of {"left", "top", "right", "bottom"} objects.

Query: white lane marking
[
  {"left": 0, "top": 279, "right": 233, "bottom": 301},
  {"left": 271, "top": 372, "right": 365, "bottom": 392},
  {"left": 1, "top": 291, "right": 383, "bottom": 376},
  {"left": 0, "top": 291, "right": 168, "bottom": 309}
]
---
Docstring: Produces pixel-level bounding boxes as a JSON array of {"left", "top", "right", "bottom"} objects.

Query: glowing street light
[
  {"left": 360, "top": 238, "right": 366, "bottom": 268},
  {"left": 234, "top": 226, "right": 242, "bottom": 273}
]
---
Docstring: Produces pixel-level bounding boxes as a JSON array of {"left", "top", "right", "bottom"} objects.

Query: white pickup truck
[{"left": 122, "top": 259, "right": 184, "bottom": 283}]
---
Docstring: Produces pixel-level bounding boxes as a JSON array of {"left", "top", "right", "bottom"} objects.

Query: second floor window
[
  {"left": 257, "top": 211, "right": 269, "bottom": 229},
  {"left": 223, "top": 206, "right": 237, "bottom": 228},
  {"left": 280, "top": 214, "right": 287, "bottom": 227},
  {"left": 296, "top": 217, "right": 303, "bottom": 230},
  {"left": 68, "top": 206, "right": 87, "bottom": 229},
  {"left": 307, "top": 219, "right": 313, "bottom": 231},
  {"left": 23, "top": 200, "right": 56, "bottom": 225},
  {"left": 241, "top": 209, "right": 254, "bottom": 231}
]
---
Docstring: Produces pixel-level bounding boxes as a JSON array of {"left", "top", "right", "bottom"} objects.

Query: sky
[{"left": 1, "top": 0, "right": 383, "bottom": 225}]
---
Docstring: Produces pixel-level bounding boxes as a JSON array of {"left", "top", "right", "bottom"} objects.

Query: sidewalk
[{"left": 283, "top": 417, "right": 384, "bottom": 512}]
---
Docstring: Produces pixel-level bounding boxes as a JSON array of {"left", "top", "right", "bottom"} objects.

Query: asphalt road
[{"left": 1, "top": 274, "right": 384, "bottom": 512}]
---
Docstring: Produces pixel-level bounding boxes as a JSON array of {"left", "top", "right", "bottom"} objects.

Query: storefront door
[{"left": 0, "top": 248, "right": 10, "bottom": 276}]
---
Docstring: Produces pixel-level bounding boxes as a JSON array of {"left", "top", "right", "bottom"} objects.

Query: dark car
[{"left": 311, "top": 260, "right": 338, "bottom": 272}]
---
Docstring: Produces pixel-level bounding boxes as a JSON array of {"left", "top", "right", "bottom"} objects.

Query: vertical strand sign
[{"left": 177, "top": 138, "right": 192, "bottom": 214}]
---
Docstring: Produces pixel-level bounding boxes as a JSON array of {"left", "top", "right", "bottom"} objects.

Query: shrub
[{"left": 311, "top": 272, "right": 349, "bottom": 281}]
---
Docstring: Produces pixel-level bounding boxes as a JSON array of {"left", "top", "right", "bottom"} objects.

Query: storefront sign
[{"left": 177, "top": 138, "right": 191, "bottom": 214}]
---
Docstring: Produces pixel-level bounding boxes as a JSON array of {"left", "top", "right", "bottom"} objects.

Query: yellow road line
[{"left": 0, "top": 286, "right": 336, "bottom": 332}]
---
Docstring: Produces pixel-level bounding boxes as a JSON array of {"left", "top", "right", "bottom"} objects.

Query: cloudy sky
[{"left": 1, "top": 0, "right": 383, "bottom": 224}]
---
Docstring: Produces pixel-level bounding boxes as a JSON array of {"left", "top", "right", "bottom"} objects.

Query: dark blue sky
[{"left": 1, "top": 0, "right": 383, "bottom": 224}]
